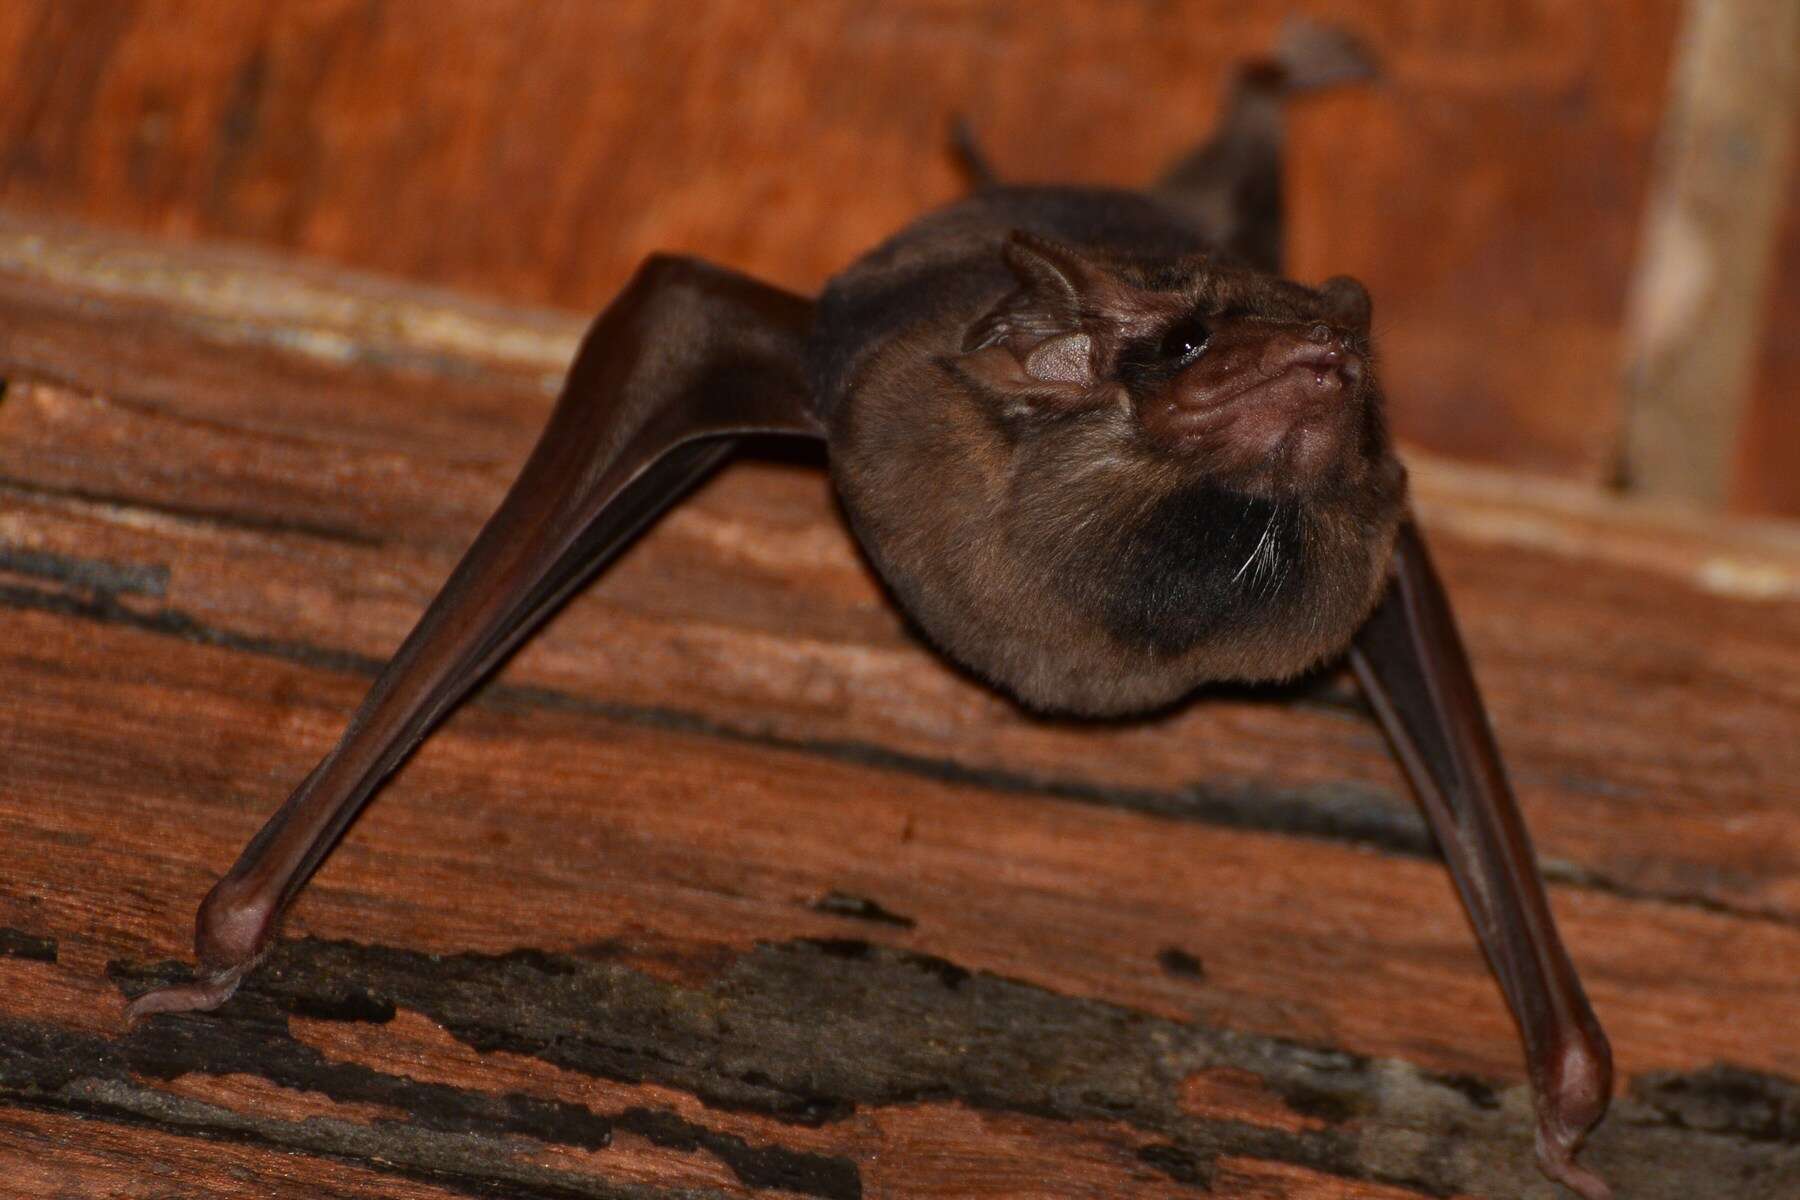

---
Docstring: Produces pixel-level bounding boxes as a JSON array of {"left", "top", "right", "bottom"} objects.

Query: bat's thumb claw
[
  {"left": 1536, "top": 1130, "right": 1613, "bottom": 1200},
  {"left": 122, "top": 965, "right": 247, "bottom": 1025},
  {"left": 1534, "top": 1035, "right": 1614, "bottom": 1199}
]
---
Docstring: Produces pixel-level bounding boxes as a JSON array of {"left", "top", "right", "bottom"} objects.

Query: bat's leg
[
  {"left": 125, "top": 256, "right": 822, "bottom": 1020},
  {"left": 1156, "top": 20, "right": 1376, "bottom": 273},
  {"left": 1350, "top": 519, "right": 1613, "bottom": 1200}
]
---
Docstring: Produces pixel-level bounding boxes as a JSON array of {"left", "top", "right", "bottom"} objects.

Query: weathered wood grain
[
  {"left": 1, "top": 211, "right": 1798, "bottom": 1196},
  {"left": 5, "top": 598, "right": 1800, "bottom": 1198},
  {"left": 1617, "top": 0, "right": 1800, "bottom": 505}
]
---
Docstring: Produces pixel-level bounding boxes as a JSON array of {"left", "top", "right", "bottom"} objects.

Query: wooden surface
[
  {"left": 5, "top": 0, "right": 1797, "bottom": 517},
  {"left": 1617, "top": 0, "right": 1800, "bottom": 506},
  {"left": 1738, "top": 166, "right": 1800, "bottom": 515},
  {"left": 2, "top": 212, "right": 1800, "bottom": 1197}
]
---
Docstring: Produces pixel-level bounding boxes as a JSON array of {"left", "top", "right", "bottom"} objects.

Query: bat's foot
[
  {"left": 1275, "top": 18, "right": 1378, "bottom": 90},
  {"left": 1537, "top": 1124, "right": 1612, "bottom": 1200},
  {"left": 123, "top": 963, "right": 248, "bottom": 1023},
  {"left": 124, "top": 873, "right": 275, "bottom": 1023},
  {"left": 1534, "top": 1036, "right": 1614, "bottom": 1199}
]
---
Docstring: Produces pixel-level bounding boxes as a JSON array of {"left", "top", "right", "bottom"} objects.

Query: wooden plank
[
  {"left": 1617, "top": 0, "right": 1800, "bottom": 505},
  {"left": 1, "top": 212, "right": 1797, "bottom": 1196},
  {"left": 4, "top": 608, "right": 1799, "bottom": 1198},
  {"left": 0, "top": 1106, "right": 478, "bottom": 1200}
]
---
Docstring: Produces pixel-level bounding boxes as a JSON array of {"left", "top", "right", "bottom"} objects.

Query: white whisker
[{"left": 1234, "top": 503, "right": 1281, "bottom": 585}]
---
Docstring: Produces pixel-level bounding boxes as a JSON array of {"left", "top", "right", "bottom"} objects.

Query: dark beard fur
[{"left": 1098, "top": 483, "right": 1308, "bottom": 658}]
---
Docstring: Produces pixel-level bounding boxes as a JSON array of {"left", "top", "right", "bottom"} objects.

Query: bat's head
[
  {"left": 957, "top": 231, "right": 1390, "bottom": 499},
  {"left": 831, "top": 230, "right": 1406, "bottom": 715}
]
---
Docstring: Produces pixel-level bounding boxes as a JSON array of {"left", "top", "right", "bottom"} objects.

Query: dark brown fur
[{"left": 818, "top": 191, "right": 1405, "bottom": 714}]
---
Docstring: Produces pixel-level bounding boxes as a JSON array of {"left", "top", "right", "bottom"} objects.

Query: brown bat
[{"left": 123, "top": 25, "right": 1612, "bottom": 1198}]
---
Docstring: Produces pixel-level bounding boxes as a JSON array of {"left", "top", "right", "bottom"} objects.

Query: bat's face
[
  {"left": 831, "top": 231, "right": 1406, "bottom": 716},
  {"left": 1120, "top": 275, "right": 1378, "bottom": 494}
]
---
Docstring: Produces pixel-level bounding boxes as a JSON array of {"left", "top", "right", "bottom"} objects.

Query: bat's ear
[
  {"left": 996, "top": 231, "right": 1106, "bottom": 327},
  {"left": 963, "top": 232, "right": 1132, "bottom": 347},
  {"left": 959, "top": 231, "right": 1136, "bottom": 392}
]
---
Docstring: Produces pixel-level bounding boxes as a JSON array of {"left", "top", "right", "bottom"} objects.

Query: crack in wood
[
  {"left": 2, "top": 1089, "right": 692, "bottom": 1200},
  {"left": 0, "top": 543, "right": 168, "bottom": 597},
  {"left": 0, "top": 928, "right": 56, "bottom": 963},
  {"left": 0, "top": 474, "right": 385, "bottom": 547},
  {"left": 9, "top": 971, "right": 860, "bottom": 1198},
  {"left": 1136, "top": 1141, "right": 1213, "bottom": 1187},
  {"left": 1155, "top": 947, "right": 1206, "bottom": 981},
  {"left": 805, "top": 891, "right": 917, "bottom": 929},
  {"left": 74, "top": 935, "right": 1800, "bottom": 1197},
  {"left": 1631, "top": 1065, "right": 1800, "bottom": 1145}
]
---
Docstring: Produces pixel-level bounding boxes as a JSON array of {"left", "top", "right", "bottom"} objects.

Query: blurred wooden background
[{"left": 0, "top": 0, "right": 1792, "bottom": 511}]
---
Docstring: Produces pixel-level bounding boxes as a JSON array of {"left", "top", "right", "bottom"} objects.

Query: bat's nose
[{"left": 1263, "top": 324, "right": 1364, "bottom": 390}]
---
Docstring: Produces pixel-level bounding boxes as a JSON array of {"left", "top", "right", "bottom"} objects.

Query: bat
[{"left": 122, "top": 24, "right": 1613, "bottom": 1198}]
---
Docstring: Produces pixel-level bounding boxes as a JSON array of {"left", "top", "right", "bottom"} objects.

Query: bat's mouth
[{"left": 1140, "top": 348, "right": 1367, "bottom": 490}]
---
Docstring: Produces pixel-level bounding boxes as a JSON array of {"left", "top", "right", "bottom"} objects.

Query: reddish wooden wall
[{"left": 0, "top": 0, "right": 1792, "bottom": 511}]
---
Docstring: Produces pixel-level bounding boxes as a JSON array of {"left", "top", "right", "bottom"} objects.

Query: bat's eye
[{"left": 1159, "top": 317, "right": 1210, "bottom": 363}]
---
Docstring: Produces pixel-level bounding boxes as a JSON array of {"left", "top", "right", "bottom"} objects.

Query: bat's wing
[
  {"left": 126, "top": 256, "right": 822, "bottom": 1021},
  {"left": 1156, "top": 20, "right": 1376, "bottom": 273},
  {"left": 1350, "top": 518, "right": 1613, "bottom": 1200}
]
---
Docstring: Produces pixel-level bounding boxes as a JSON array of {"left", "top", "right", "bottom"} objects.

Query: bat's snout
[
  {"left": 1261, "top": 323, "right": 1365, "bottom": 392},
  {"left": 1138, "top": 320, "right": 1369, "bottom": 488}
]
